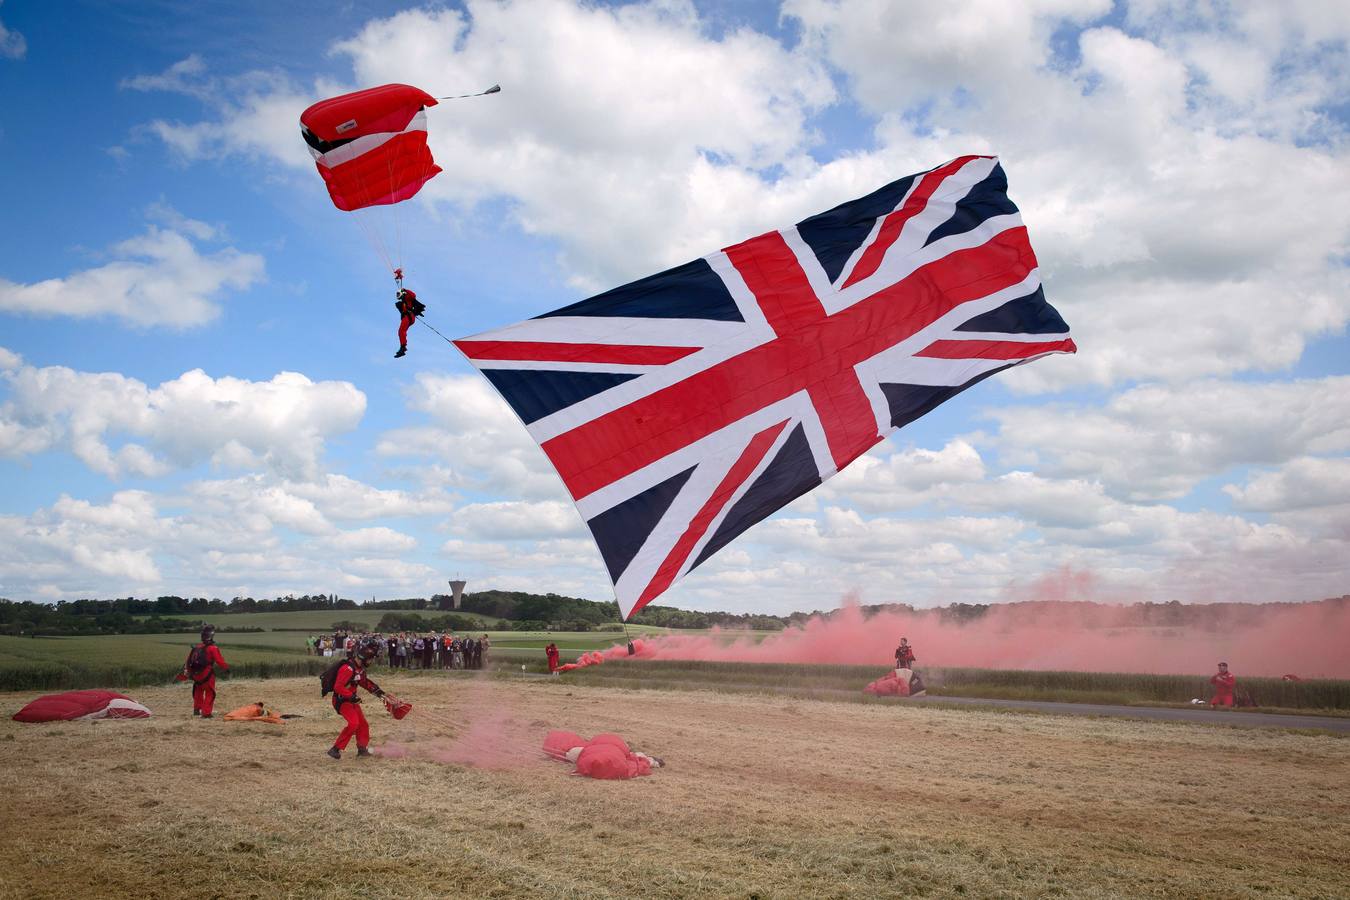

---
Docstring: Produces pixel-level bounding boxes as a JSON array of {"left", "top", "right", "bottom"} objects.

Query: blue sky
[{"left": 1, "top": 0, "right": 1347, "bottom": 612}]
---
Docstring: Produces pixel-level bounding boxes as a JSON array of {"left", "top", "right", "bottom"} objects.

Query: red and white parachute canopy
[
  {"left": 300, "top": 83, "right": 442, "bottom": 212},
  {"left": 13, "top": 690, "right": 152, "bottom": 723}
]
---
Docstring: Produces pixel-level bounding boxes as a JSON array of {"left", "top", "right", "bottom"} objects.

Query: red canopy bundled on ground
[
  {"left": 13, "top": 690, "right": 152, "bottom": 722},
  {"left": 863, "top": 668, "right": 926, "bottom": 698},
  {"left": 541, "top": 729, "right": 658, "bottom": 780}
]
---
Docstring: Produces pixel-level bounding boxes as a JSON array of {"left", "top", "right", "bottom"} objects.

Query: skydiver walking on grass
[{"left": 326, "top": 637, "right": 387, "bottom": 759}]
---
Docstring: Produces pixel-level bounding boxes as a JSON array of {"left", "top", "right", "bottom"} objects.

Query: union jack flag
[{"left": 456, "top": 156, "right": 1075, "bottom": 619}]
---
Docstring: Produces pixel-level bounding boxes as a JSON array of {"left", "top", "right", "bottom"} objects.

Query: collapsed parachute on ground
[
  {"left": 864, "top": 668, "right": 926, "bottom": 698},
  {"left": 456, "top": 155, "right": 1075, "bottom": 619},
  {"left": 13, "top": 690, "right": 151, "bottom": 722},
  {"left": 300, "top": 83, "right": 442, "bottom": 213},
  {"left": 542, "top": 729, "right": 660, "bottom": 779}
]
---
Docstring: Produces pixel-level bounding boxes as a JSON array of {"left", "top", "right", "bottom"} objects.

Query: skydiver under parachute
[
  {"left": 298, "top": 83, "right": 499, "bottom": 356},
  {"left": 392, "top": 268, "right": 425, "bottom": 358}
]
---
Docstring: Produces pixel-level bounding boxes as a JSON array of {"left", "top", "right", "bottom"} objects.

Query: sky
[{"left": 0, "top": 0, "right": 1347, "bottom": 614}]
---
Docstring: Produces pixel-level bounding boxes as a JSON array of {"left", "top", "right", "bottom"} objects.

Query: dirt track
[
  {"left": 913, "top": 695, "right": 1350, "bottom": 731},
  {"left": 2, "top": 675, "right": 1347, "bottom": 899}
]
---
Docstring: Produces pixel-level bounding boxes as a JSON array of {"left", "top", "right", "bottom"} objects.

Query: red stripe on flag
[
  {"left": 455, "top": 340, "right": 700, "bottom": 366},
  {"left": 917, "top": 337, "right": 1077, "bottom": 360},
  {"left": 841, "top": 156, "right": 983, "bottom": 289},
  {"left": 631, "top": 420, "right": 789, "bottom": 616}
]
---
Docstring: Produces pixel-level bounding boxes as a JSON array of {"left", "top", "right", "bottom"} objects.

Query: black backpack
[
  {"left": 320, "top": 658, "right": 349, "bottom": 697},
  {"left": 185, "top": 644, "right": 210, "bottom": 676}
]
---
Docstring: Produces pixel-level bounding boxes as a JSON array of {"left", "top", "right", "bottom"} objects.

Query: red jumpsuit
[
  {"left": 332, "top": 661, "right": 382, "bottom": 751},
  {"left": 1210, "top": 671, "right": 1236, "bottom": 707},
  {"left": 546, "top": 643, "right": 560, "bottom": 673},
  {"left": 191, "top": 644, "right": 229, "bottom": 716},
  {"left": 396, "top": 290, "right": 419, "bottom": 349}
]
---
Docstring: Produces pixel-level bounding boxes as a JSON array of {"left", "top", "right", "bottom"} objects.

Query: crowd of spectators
[{"left": 307, "top": 630, "right": 491, "bottom": 670}]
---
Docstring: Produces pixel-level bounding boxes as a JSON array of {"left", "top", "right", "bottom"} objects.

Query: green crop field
[
  {"left": 0, "top": 629, "right": 650, "bottom": 691},
  {"left": 553, "top": 658, "right": 1350, "bottom": 712}
]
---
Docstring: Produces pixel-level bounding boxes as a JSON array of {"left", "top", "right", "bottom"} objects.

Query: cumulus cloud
[
  {"left": 986, "top": 377, "right": 1350, "bottom": 500},
  {"left": 377, "top": 373, "right": 566, "bottom": 500},
  {"left": 0, "top": 359, "right": 367, "bottom": 479},
  {"left": 447, "top": 499, "right": 583, "bottom": 540},
  {"left": 0, "top": 215, "right": 264, "bottom": 328},
  {"left": 0, "top": 1, "right": 25, "bottom": 60},
  {"left": 1225, "top": 457, "right": 1350, "bottom": 513}
]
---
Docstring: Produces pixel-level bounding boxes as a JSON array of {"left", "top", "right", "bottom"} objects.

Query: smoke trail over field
[{"left": 609, "top": 598, "right": 1350, "bottom": 678}]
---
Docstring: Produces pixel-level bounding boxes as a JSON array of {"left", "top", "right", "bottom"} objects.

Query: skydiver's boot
[
  {"left": 327, "top": 746, "right": 341, "bottom": 760},
  {"left": 394, "top": 345, "right": 407, "bottom": 358},
  {"left": 357, "top": 746, "right": 371, "bottom": 757}
]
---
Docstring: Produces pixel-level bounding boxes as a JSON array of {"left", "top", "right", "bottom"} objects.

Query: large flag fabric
[{"left": 455, "top": 156, "right": 1075, "bottom": 619}]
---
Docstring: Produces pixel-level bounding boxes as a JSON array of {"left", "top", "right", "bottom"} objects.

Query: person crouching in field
[
  {"left": 326, "top": 637, "right": 387, "bottom": 760},
  {"left": 1210, "top": 662, "right": 1236, "bottom": 708},
  {"left": 184, "top": 624, "right": 229, "bottom": 718}
]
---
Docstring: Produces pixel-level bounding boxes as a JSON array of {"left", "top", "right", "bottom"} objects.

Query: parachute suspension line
[
  {"left": 619, "top": 599, "right": 636, "bottom": 655},
  {"left": 346, "top": 163, "right": 398, "bottom": 275},
  {"left": 417, "top": 317, "right": 458, "bottom": 347},
  {"left": 436, "top": 84, "right": 501, "bottom": 100}
]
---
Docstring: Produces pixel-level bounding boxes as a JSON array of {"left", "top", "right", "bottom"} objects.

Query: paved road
[{"left": 914, "top": 694, "right": 1350, "bottom": 732}]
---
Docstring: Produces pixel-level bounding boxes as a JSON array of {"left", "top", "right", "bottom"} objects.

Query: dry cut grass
[{"left": 1, "top": 674, "right": 1347, "bottom": 899}]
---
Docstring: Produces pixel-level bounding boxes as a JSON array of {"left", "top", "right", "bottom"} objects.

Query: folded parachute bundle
[
  {"left": 222, "top": 702, "right": 288, "bottom": 724},
  {"left": 863, "top": 667, "right": 926, "bottom": 698},
  {"left": 13, "top": 689, "right": 152, "bottom": 722},
  {"left": 542, "top": 729, "right": 663, "bottom": 780}
]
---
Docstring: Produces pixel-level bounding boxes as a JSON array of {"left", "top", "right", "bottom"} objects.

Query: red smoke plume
[{"left": 580, "top": 597, "right": 1349, "bottom": 678}]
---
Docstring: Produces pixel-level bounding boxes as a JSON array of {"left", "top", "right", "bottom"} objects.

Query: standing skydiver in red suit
[
  {"left": 186, "top": 624, "right": 229, "bottom": 718},
  {"left": 1209, "top": 661, "right": 1237, "bottom": 708},
  {"left": 327, "top": 637, "right": 387, "bottom": 759}
]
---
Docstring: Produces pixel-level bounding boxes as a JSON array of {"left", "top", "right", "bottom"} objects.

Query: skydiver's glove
[{"left": 374, "top": 688, "right": 385, "bottom": 698}]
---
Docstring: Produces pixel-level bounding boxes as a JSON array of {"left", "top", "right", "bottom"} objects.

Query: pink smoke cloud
[{"left": 584, "top": 597, "right": 1350, "bottom": 678}]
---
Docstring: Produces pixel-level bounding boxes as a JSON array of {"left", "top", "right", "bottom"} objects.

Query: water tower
[{"left": 448, "top": 578, "right": 467, "bottom": 610}]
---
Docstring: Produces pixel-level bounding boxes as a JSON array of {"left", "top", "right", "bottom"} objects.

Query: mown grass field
[{"left": 1, "top": 674, "right": 1346, "bottom": 899}]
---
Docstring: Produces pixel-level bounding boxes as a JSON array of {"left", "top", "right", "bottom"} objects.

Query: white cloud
[
  {"left": 0, "top": 492, "right": 164, "bottom": 588},
  {"left": 120, "top": 54, "right": 211, "bottom": 98},
  {"left": 448, "top": 499, "right": 583, "bottom": 540},
  {"left": 1225, "top": 457, "right": 1350, "bottom": 513},
  {"left": 822, "top": 439, "right": 987, "bottom": 511},
  {"left": 0, "top": 1, "right": 25, "bottom": 60},
  {"left": 986, "top": 377, "right": 1350, "bottom": 500},
  {"left": 0, "top": 219, "right": 264, "bottom": 328},
  {"left": 323, "top": 527, "right": 419, "bottom": 555},
  {"left": 377, "top": 373, "right": 566, "bottom": 500},
  {"left": 0, "top": 359, "right": 367, "bottom": 480}
]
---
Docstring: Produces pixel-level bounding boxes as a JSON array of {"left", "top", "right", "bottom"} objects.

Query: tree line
[{"left": 3, "top": 592, "right": 1344, "bottom": 638}]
